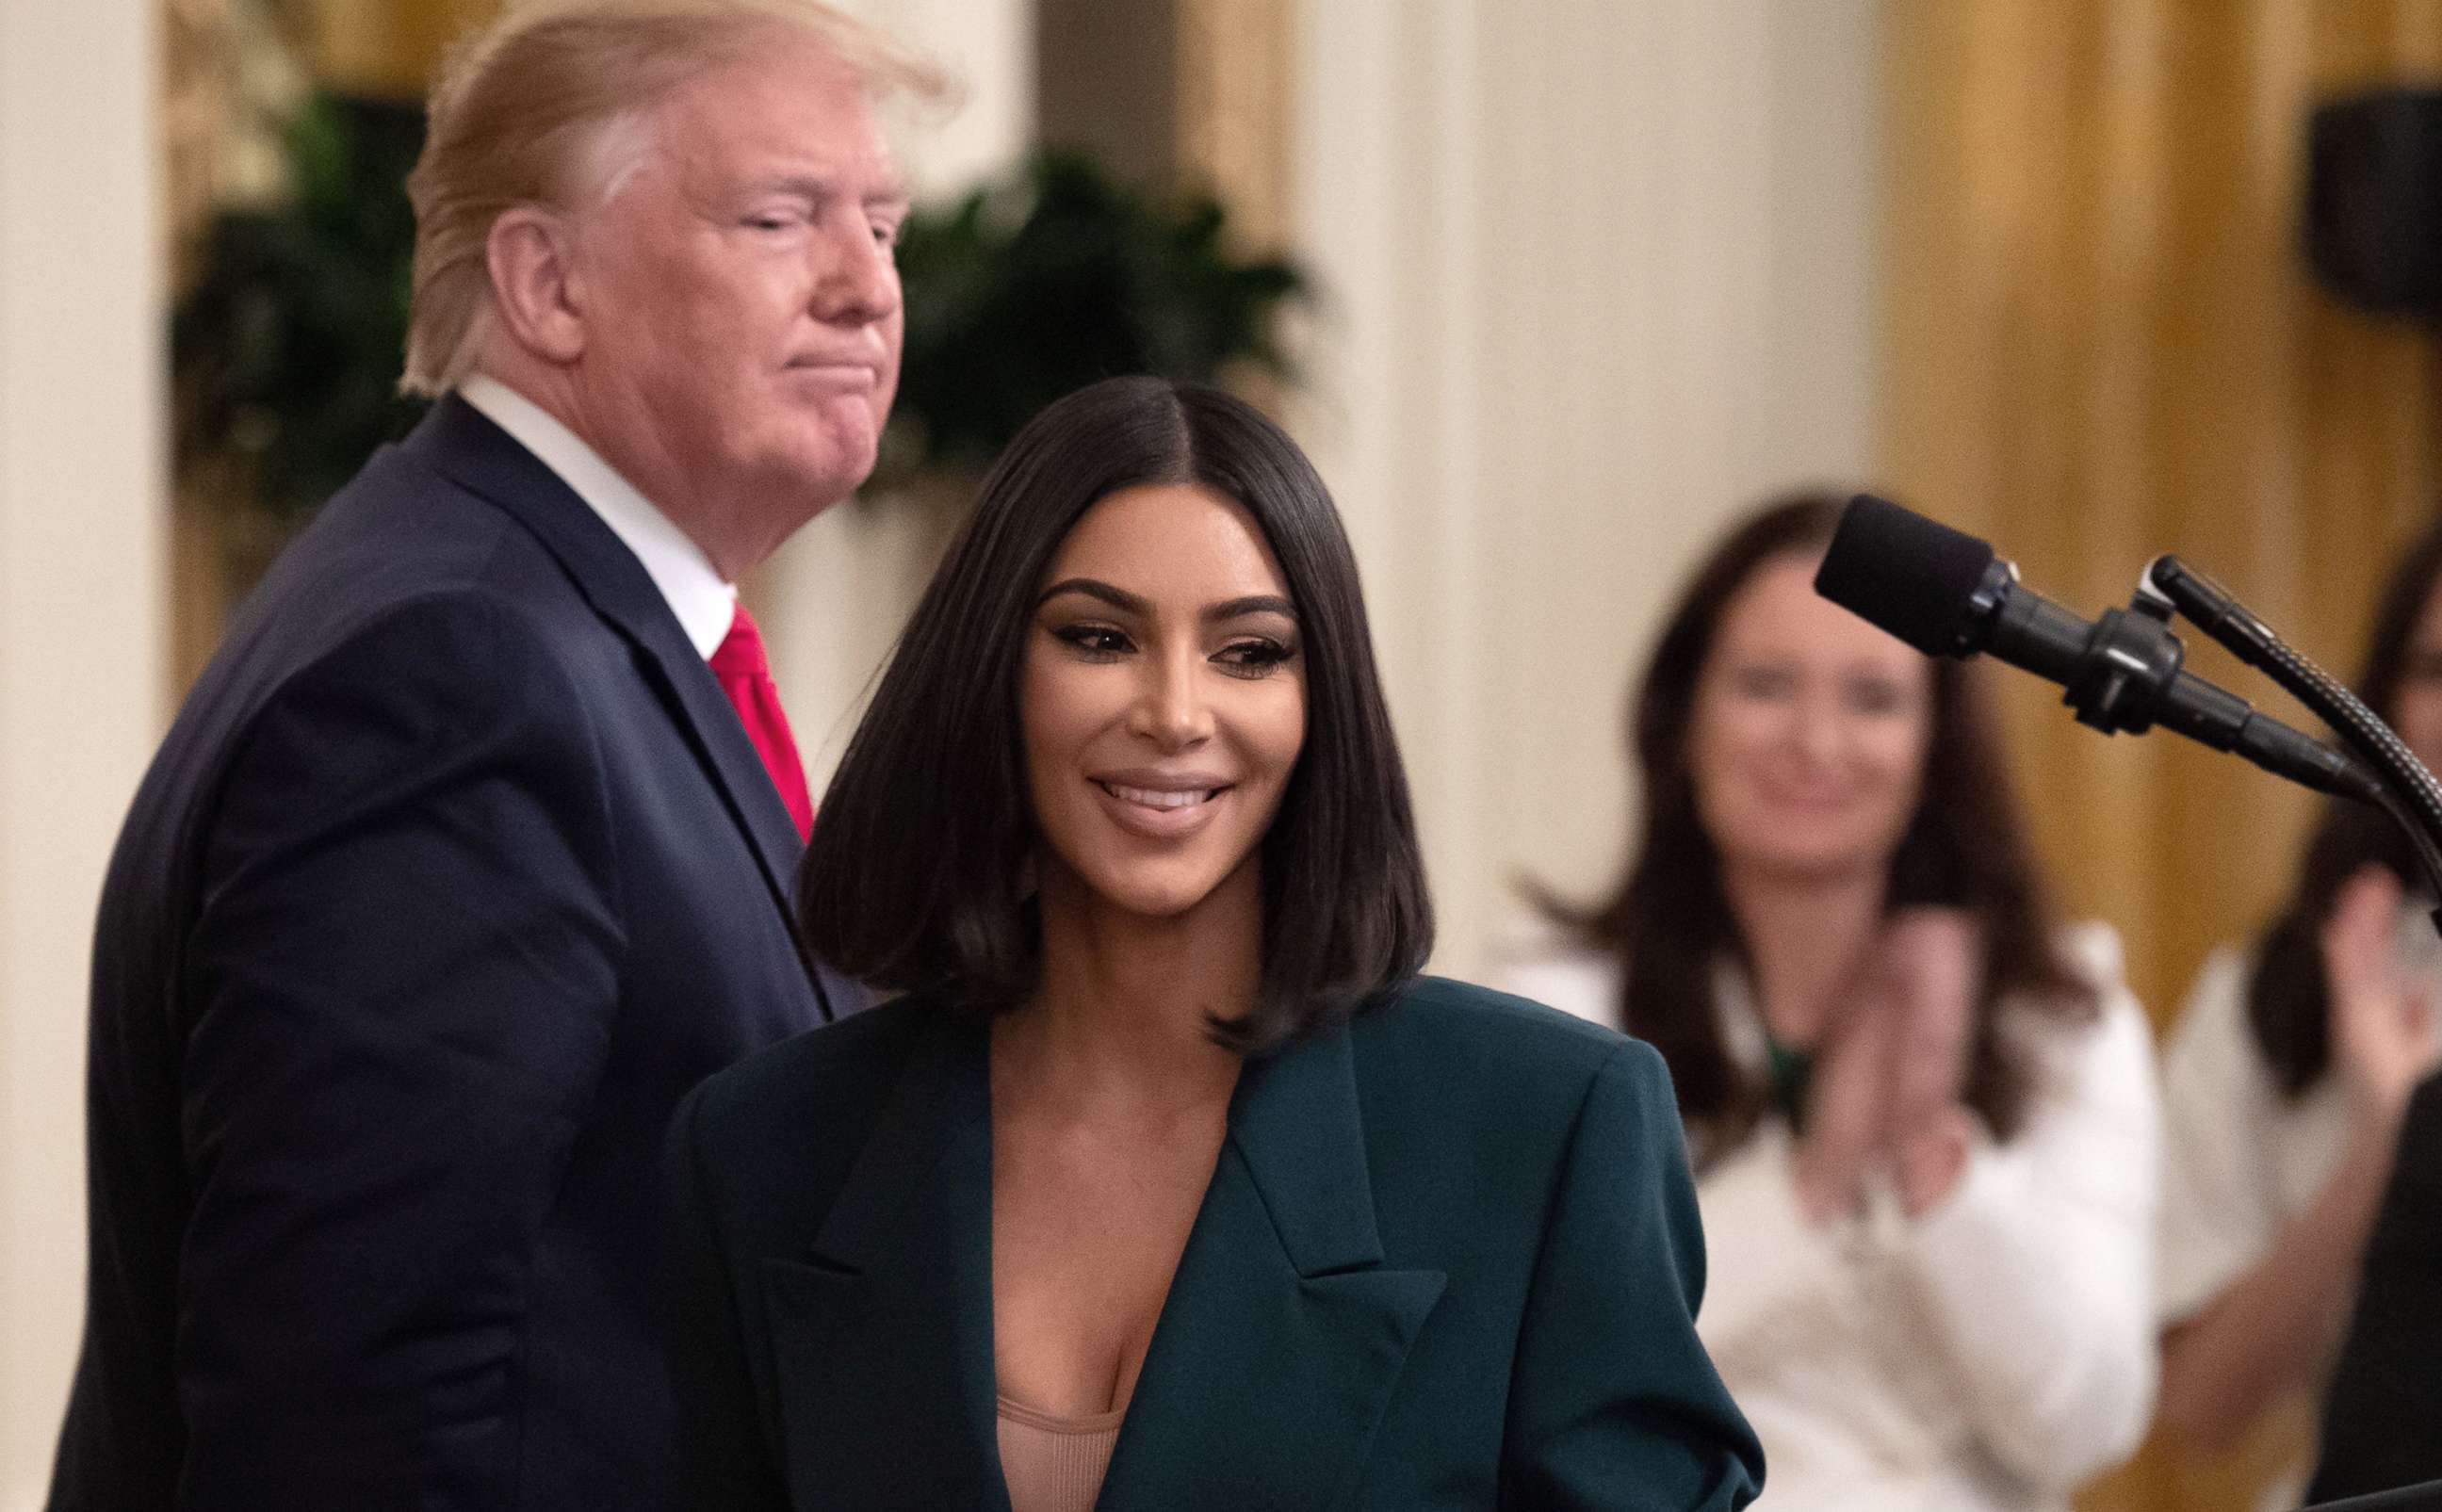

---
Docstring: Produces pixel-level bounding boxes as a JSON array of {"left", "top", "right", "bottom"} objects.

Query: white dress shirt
[
  {"left": 1490, "top": 919, "right": 2161, "bottom": 1512},
  {"left": 459, "top": 374, "right": 736, "bottom": 658}
]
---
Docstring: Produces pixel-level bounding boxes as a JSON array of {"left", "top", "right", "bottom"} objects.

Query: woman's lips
[
  {"left": 1101, "top": 781, "right": 1216, "bottom": 810},
  {"left": 1754, "top": 784, "right": 1857, "bottom": 817},
  {"left": 1092, "top": 778, "right": 1230, "bottom": 837}
]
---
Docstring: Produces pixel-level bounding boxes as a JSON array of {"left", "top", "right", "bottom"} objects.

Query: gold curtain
[
  {"left": 311, "top": 0, "right": 499, "bottom": 100},
  {"left": 1175, "top": 0, "right": 1294, "bottom": 254},
  {"left": 1882, "top": 4, "right": 2442, "bottom": 1509}
]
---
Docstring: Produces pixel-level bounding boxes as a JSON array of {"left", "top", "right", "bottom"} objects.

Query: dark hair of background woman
[
  {"left": 797, "top": 375, "right": 1433, "bottom": 1056},
  {"left": 1540, "top": 493, "right": 2097, "bottom": 1161},
  {"left": 2243, "top": 518, "right": 2442, "bottom": 1097}
]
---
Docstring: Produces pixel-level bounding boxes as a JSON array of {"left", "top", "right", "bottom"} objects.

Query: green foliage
[
  {"left": 883, "top": 153, "right": 1310, "bottom": 486},
  {"left": 172, "top": 92, "right": 427, "bottom": 523}
]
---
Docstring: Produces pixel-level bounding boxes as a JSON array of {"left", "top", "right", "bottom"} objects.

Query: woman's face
[
  {"left": 1020, "top": 480, "right": 1307, "bottom": 924},
  {"left": 1686, "top": 550, "right": 1935, "bottom": 886},
  {"left": 2391, "top": 577, "right": 2442, "bottom": 775}
]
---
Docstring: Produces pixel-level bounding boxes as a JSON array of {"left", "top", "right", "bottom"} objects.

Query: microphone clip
[{"left": 2061, "top": 591, "right": 2187, "bottom": 739}]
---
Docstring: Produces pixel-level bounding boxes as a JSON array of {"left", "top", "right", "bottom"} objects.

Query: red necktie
[{"left": 708, "top": 604, "right": 814, "bottom": 840}]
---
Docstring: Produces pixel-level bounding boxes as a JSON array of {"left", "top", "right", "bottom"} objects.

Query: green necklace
[{"left": 1763, "top": 1034, "right": 1814, "bottom": 1133}]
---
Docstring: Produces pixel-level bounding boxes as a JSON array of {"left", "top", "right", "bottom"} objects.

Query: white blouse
[
  {"left": 1490, "top": 922, "right": 2161, "bottom": 1512},
  {"left": 2155, "top": 946, "right": 2362, "bottom": 1512}
]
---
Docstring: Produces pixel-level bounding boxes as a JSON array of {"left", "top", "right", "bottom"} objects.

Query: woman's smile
[{"left": 1092, "top": 775, "right": 1235, "bottom": 838}]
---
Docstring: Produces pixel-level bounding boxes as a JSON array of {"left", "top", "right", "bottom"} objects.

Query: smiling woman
[
  {"left": 662, "top": 376, "right": 1766, "bottom": 1512},
  {"left": 795, "top": 375, "right": 1426, "bottom": 1052},
  {"left": 1023, "top": 482, "right": 1308, "bottom": 927},
  {"left": 1493, "top": 494, "right": 2160, "bottom": 1512}
]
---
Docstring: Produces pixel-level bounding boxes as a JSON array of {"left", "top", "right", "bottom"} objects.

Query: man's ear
[{"left": 485, "top": 206, "right": 588, "bottom": 366}]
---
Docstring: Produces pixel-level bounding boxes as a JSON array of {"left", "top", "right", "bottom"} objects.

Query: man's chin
[{"left": 773, "top": 423, "right": 881, "bottom": 507}]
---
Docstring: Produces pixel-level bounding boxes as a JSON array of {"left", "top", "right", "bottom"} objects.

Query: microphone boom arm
[{"left": 2149, "top": 554, "right": 2442, "bottom": 941}]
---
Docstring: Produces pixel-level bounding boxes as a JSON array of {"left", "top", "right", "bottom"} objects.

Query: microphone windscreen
[{"left": 1813, "top": 495, "right": 1995, "bottom": 656}]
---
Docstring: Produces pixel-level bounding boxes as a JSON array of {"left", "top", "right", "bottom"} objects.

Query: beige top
[{"left": 997, "top": 1394, "right": 1123, "bottom": 1512}]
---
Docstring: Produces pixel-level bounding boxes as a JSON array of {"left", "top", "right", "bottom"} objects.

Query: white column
[
  {"left": 1289, "top": 0, "right": 1880, "bottom": 975},
  {"left": 0, "top": 0, "right": 168, "bottom": 1502},
  {"left": 757, "top": 0, "right": 1034, "bottom": 789}
]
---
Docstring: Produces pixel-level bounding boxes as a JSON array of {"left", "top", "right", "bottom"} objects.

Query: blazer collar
[
  {"left": 1221, "top": 1016, "right": 1392, "bottom": 1270},
  {"left": 769, "top": 1013, "right": 1004, "bottom": 1507},
  {"left": 1099, "top": 1022, "right": 1445, "bottom": 1507},
  {"left": 766, "top": 1014, "right": 1444, "bottom": 1510},
  {"left": 399, "top": 397, "right": 833, "bottom": 1017}
]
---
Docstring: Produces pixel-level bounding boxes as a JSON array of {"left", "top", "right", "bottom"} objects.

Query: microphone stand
[
  {"left": 2109, "top": 559, "right": 2442, "bottom": 1512},
  {"left": 1999, "top": 545, "right": 2442, "bottom": 1512},
  {"left": 2146, "top": 556, "right": 2442, "bottom": 946}
]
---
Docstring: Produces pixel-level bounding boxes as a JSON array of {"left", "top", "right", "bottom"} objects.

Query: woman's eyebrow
[
  {"left": 1037, "top": 577, "right": 1145, "bottom": 613},
  {"left": 1204, "top": 594, "right": 1297, "bottom": 623},
  {"left": 1036, "top": 581, "right": 1296, "bottom": 623}
]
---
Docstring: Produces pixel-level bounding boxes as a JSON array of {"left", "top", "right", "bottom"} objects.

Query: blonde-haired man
[{"left": 51, "top": 5, "right": 942, "bottom": 1507}]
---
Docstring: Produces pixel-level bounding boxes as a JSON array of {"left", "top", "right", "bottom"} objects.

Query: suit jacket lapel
[
  {"left": 760, "top": 1014, "right": 1007, "bottom": 1510},
  {"left": 1098, "top": 1023, "right": 1446, "bottom": 1511},
  {"left": 402, "top": 398, "right": 836, "bottom": 1016}
]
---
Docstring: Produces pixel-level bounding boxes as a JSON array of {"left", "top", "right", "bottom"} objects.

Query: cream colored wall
[
  {"left": 0, "top": 0, "right": 167, "bottom": 1503},
  {"left": 1289, "top": 0, "right": 1881, "bottom": 975}
]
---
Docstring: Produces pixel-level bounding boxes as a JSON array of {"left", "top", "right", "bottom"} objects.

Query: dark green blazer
[{"left": 663, "top": 976, "right": 1763, "bottom": 1510}]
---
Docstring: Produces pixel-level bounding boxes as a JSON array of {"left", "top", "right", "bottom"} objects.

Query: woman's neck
[
  {"left": 998, "top": 862, "right": 1253, "bottom": 1126},
  {"left": 1719, "top": 863, "right": 1885, "bottom": 1048}
]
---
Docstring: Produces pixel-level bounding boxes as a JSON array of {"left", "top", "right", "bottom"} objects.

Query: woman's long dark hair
[
  {"left": 1545, "top": 494, "right": 2096, "bottom": 1159},
  {"left": 2243, "top": 519, "right": 2442, "bottom": 1096},
  {"left": 798, "top": 376, "right": 1433, "bottom": 1055}
]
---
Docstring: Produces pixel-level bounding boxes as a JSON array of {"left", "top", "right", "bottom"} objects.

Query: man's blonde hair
[{"left": 400, "top": 0, "right": 952, "bottom": 397}]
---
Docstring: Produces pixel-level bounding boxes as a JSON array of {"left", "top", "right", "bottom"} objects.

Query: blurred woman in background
[
  {"left": 1495, "top": 493, "right": 2159, "bottom": 1511},
  {"left": 2154, "top": 522, "right": 2442, "bottom": 1508}
]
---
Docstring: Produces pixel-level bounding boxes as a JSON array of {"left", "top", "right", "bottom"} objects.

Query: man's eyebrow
[
  {"left": 745, "top": 172, "right": 910, "bottom": 207},
  {"left": 744, "top": 173, "right": 829, "bottom": 199}
]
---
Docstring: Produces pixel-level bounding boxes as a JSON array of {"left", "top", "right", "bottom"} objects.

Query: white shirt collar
[
  {"left": 459, "top": 374, "right": 737, "bottom": 659},
  {"left": 1711, "top": 959, "right": 1774, "bottom": 1072}
]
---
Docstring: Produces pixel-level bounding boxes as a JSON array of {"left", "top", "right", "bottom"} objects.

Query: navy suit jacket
[
  {"left": 49, "top": 396, "right": 865, "bottom": 1510},
  {"left": 665, "top": 977, "right": 1765, "bottom": 1511}
]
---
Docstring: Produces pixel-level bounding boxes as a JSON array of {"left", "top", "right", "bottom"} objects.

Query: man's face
[{"left": 568, "top": 36, "right": 907, "bottom": 570}]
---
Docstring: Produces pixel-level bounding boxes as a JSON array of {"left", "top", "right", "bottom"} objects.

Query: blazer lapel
[
  {"left": 1098, "top": 1023, "right": 1446, "bottom": 1511},
  {"left": 402, "top": 398, "right": 836, "bottom": 1016},
  {"left": 758, "top": 1014, "right": 1009, "bottom": 1510}
]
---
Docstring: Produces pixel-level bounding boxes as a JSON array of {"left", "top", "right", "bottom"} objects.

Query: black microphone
[{"left": 1814, "top": 494, "right": 2385, "bottom": 805}]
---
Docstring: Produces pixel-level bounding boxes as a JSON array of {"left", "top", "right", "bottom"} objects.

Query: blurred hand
[
  {"left": 1890, "top": 1104, "right": 1977, "bottom": 1219},
  {"left": 2323, "top": 864, "right": 2442, "bottom": 1125},
  {"left": 1879, "top": 906, "right": 1984, "bottom": 1136},
  {"left": 1795, "top": 907, "right": 1983, "bottom": 1225},
  {"left": 1794, "top": 982, "right": 1892, "bottom": 1225}
]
